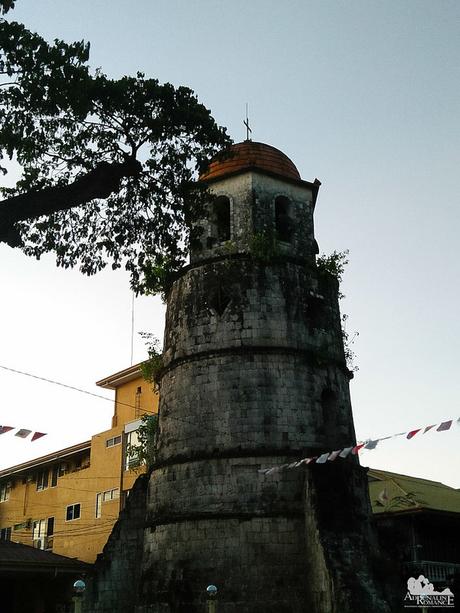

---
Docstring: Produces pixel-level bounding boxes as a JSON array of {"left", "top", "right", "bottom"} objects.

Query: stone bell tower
[{"left": 139, "top": 142, "right": 387, "bottom": 612}]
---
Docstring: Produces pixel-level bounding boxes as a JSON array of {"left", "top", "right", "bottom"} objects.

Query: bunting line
[
  {"left": 0, "top": 426, "right": 47, "bottom": 441},
  {"left": 258, "top": 416, "right": 459, "bottom": 476}
]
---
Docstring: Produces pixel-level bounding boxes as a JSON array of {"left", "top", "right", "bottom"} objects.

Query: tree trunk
[{"left": 0, "top": 157, "right": 142, "bottom": 246}]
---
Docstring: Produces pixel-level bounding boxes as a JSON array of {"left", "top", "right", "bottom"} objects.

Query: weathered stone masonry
[
  {"left": 84, "top": 473, "right": 148, "bottom": 613},
  {"left": 136, "top": 143, "right": 390, "bottom": 612},
  {"left": 85, "top": 142, "right": 391, "bottom": 613}
]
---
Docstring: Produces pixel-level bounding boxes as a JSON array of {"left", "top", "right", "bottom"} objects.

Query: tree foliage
[
  {"left": 0, "top": 12, "right": 230, "bottom": 292},
  {"left": 139, "top": 332, "right": 163, "bottom": 389},
  {"left": 0, "top": 0, "right": 15, "bottom": 14},
  {"left": 316, "top": 249, "right": 359, "bottom": 372},
  {"left": 126, "top": 413, "right": 159, "bottom": 472},
  {"left": 316, "top": 249, "right": 349, "bottom": 287}
]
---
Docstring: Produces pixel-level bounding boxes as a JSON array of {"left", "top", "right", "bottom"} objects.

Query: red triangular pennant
[
  {"left": 406, "top": 429, "right": 421, "bottom": 440},
  {"left": 0, "top": 426, "right": 14, "bottom": 435},
  {"left": 31, "top": 432, "right": 47, "bottom": 442}
]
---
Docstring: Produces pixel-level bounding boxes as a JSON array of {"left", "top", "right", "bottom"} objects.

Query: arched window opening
[
  {"left": 275, "top": 196, "right": 293, "bottom": 242},
  {"left": 213, "top": 196, "right": 231, "bottom": 243}
]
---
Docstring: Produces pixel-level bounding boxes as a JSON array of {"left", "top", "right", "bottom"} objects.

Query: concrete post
[
  {"left": 73, "top": 596, "right": 82, "bottom": 613},
  {"left": 207, "top": 600, "right": 217, "bottom": 613}
]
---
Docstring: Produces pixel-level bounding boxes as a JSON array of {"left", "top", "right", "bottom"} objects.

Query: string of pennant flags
[
  {"left": 1, "top": 416, "right": 459, "bottom": 455},
  {"left": 0, "top": 426, "right": 47, "bottom": 441},
  {"left": 258, "top": 417, "right": 460, "bottom": 476}
]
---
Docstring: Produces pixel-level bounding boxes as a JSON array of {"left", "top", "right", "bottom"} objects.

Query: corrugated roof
[
  {"left": 0, "top": 440, "right": 91, "bottom": 479},
  {"left": 368, "top": 468, "right": 460, "bottom": 515},
  {"left": 0, "top": 540, "right": 91, "bottom": 572}
]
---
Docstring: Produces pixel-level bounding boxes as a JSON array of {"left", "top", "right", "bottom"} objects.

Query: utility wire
[
  {"left": 0, "top": 364, "right": 154, "bottom": 415},
  {"left": 4, "top": 520, "right": 118, "bottom": 531},
  {"left": 0, "top": 363, "right": 265, "bottom": 447},
  {"left": 11, "top": 526, "right": 121, "bottom": 539},
  {"left": 2, "top": 484, "right": 123, "bottom": 498}
]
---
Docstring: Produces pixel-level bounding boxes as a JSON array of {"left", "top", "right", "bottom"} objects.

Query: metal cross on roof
[{"left": 244, "top": 103, "right": 252, "bottom": 141}]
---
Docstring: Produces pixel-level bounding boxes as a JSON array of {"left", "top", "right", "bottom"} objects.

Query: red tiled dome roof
[{"left": 200, "top": 141, "right": 301, "bottom": 182}]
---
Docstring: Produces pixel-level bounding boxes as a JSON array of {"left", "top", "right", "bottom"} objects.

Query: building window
[
  {"left": 106, "top": 435, "right": 122, "bottom": 448},
  {"left": 213, "top": 196, "right": 231, "bottom": 242},
  {"left": 47, "top": 517, "right": 54, "bottom": 537},
  {"left": 0, "top": 527, "right": 11, "bottom": 541},
  {"left": 66, "top": 503, "right": 81, "bottom": 521},
  {"left": 95, "top": 493, "right": 102, "bottom": 519},
  {"left": 50, "top": 466, "right": 59, "bottom": 487},
  {"left": 33, "top": 519, "right": 46, "bottom": 547},
  {"left": 32, "top": 517, "right": 54, "bottom": 549},
  {"left": 135, "top": 387, "right": 142, "bottom": 418},
  {"left": 95, "top": 489, "right": 119, "bottom": 518},
  {"left": 275, "top": 196, "right": 293, "bottom": 242},
  {"left": 36, "top": 469, "right": 49, "bottom": 491},
  {"left": 124, "top": 430, "right": 141, "bottom": 470},
  {"left": 120, "top": 489, "right": 130, "bottom": 511},
  {"left": 0, "top": 481, "right": 11, "bottom": 502},
  {"left": 102, "top": 488, "right": 119, "bottom": 502}
]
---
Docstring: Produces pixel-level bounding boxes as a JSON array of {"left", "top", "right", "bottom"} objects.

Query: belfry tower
[{"left": 140, "top": 142, "right": 389, "bottom": 612}]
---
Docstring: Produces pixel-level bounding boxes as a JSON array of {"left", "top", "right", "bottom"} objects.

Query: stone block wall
[
  {"left": 81, "top": 155, "right": 393, "bottom": 611},
  {"left": 158, "top": 352, "right": 353, "bottom": 461},
  {"left": 139, "top": 250, "right": 357, "bottom": 611},
  {"left": 83, "top": 473, "right": 148, "bottom": 613},
  {"left": 159, "top": 258, "right": 354, "bottom": 465},
  {"left": 303, "top": 461, "right": 392, "bottom": 612},
  {"left": 138, "top": 516, "right": 308, "bottom": 613},
  {"left": 163, "top": 258, "right": 344, "bottom": 365},
  {"left": 147, "top": 456, "right": 303, "bottom": 520},
  {"left": 190, "top": 172, "right": 317, "bottom": 265}
]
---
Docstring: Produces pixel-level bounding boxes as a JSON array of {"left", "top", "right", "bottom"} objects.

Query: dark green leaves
[
  {"left": 0, "top": 1, "right": 16, "bottom": 15},
  {"left": 0, "top": 18, "right": 231, "bottom": 292}
]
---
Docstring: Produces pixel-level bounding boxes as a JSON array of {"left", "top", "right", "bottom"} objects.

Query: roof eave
[
  {"left": 0, "top": 561, "right": 91, "bottom": 574},
  {"left": 373, "top": 507, "right": 460, "bottom": 519},
  {"left": 200, "top": 166, "right": 321, "bottom": 192},
  {"left": 96, "top": 363, "right": 144, "bottom": 389},
  {"left": 0, "top": 440, "right": 91, "bottom": 479}
]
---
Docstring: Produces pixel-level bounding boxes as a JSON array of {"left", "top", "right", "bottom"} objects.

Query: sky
[{"left": 1, "top": 0, "right": 459, "bottom": 486}]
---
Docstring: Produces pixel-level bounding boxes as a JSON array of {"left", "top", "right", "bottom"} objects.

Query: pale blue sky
[{"left": 1, "top": 1, "right": 459, "bottom": 485}]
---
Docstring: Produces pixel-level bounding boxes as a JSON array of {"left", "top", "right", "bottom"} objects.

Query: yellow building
[{"left": 0, "top": 363, "right": 156, "bottom": 563}]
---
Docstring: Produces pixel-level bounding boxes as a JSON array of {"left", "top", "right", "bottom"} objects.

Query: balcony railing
[{"left": 405, "top": 560, "right": 460, "bottom": 583}]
